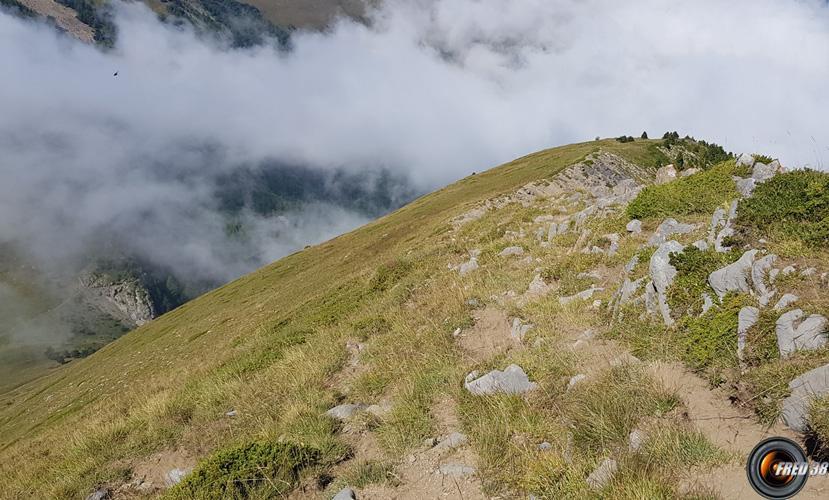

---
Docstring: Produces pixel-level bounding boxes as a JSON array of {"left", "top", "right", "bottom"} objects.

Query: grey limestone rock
[
  {"left": 332, "top": 487, "right": 357, "bottom": 500},
  {"left": 708, "top": 249, "right": 759, "bottom": 299},
  {"left": 464, "top": 364, "right": 537, "bottom": 395},
  {"left": 626, "top": 219, "right": 642, "bottom": 233},
  {"left": 781, "top": 363, "right": 829, "bottom": 432},
  {"left": 776, "top": 309, "right": 827, "bottom": 358},
  {"left": 586, "top": 458, "right": 618, "bottom": 490},
  {"left": 326, "top": 403, "right": 367, "bottom": 421}
]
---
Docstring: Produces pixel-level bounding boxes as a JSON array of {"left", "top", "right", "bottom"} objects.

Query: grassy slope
[{"left": 0, "top": 139, "right": 666, "bottom": 497}]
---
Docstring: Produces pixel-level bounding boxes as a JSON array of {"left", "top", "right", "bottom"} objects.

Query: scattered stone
[
  {"left": 85, "top": 490, "right": 110, "bottom": 500},
  {"left": 466, "top": 298, "right": 479, "bottom": 307},
  {"left": 499, "top": 246, "right": 525, "bottom": 257},
  {"left": 567, "top": 374, "right": 587, "bottom": 390},
  {"left": 751, "top": 254, "right": 778, "bottom": 306},
  {"left": 681, "top": 168, "right": 701, "bottom": 177},
  {"left": 438, "top": 463, "right": 476, "bottom": 477},
  {"left": 737, "top": 307, "right": 760, "bottom": 366},
  {"left": 326, "top": 403, "right": 367, "bottom": 421},
  {"left": 628, "top": 429, "right": 647, "bottom": 452},
  {"left": 782, "top": 265, "right": 796, "bottom": 276},
  {"left": 332, "top": 487, "right": 357, "bottom": 500},
  {"left": 526, "top": 274, "right": 552, "bottom": 297},
  {"left": 736, "top": 153, "right": 755, "bottom": 168},
  {"left": 434, "top": 432, "right": 468, "bottom": 451},
  {"left": 452, "top": 327, "right": 462, "bottom": 337},
  {"left": 559, "top": 287, "right": 603, "bottom": 306},
  {"left": 781, "top": 363, "right": 829, "bottom": 432},
  {"left": 648, "top": 218, "right": 696, "bottom": 246},
  {"left": 774, "top": 293, "right": 799, "bottom": 311},
  {"left": 626, "top": 219, "right": 642, "bottom": 233},
  {"left": 776, "top": 310, "right": 828, "bottom": 358},
  {"left": 510, "top": 318, "right": 533, "bottom": 342},
  {"left": 459, "top": 257, "right": 479, "bottom": 276},
  {"left": 649, "top": 240, "right": 685, "bottom": 325},
  {"left": 225, "top": 409, "right": 237, "bottom": 417},
  {"left": 801, "top": 267, "right": 817, "bottom": 277},
  {"left": 708, "top": 249, "right": 759, "bottom": 299},
  {"left": 624, "top": 255, "right": 639, "bottom": 273},
  {"left": 534, "top": 215, "right": 557, "bottom": 224},
  {"left": 538, "top": 441, "right": 552, "bottom": 450},
  {"left": 701, "top": 293, "right": 714, "bottom": 314},
  {"left": 691, "top": 239, "right": 708, "bottom": 251},
  {"left": 586, "top": 458, "right": 618, "bottom": 490},
  {"left": 655, "top": 164, "right": 678, "bottom": 185},
  {"left": 735, "top": 177, "right": 756, "bottom": 197},
  {"left": 165, "top": 468, "right": 191, "bottom": 487},
  {"left": 464, "top": 364, "right": 537, "bottom": 395}
]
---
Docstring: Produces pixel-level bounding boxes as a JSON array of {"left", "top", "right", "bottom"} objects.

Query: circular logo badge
[{"left": 746, "top": 437, "right": 809, "bottom": 499}]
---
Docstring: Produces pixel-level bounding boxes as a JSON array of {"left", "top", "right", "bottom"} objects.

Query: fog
[{"left": 1, "top": 0, "right": 828, "bottom": 303}]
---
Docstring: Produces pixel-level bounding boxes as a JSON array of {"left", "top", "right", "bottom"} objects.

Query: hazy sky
[{"left": 1, "top": 0, "right": 828, "bottom": 283}]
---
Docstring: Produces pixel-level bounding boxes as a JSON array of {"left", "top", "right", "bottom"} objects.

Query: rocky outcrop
[
  {"left": 781, "top": 363, "right": 829, "bottom": 432},
  {"left": 776, "top": 309, "right": 827, "bottom": 358},
  {"left": 649, "top": 240, "right": 684, "bottom": 325},
  {"left": 708, "top": 249, "right": 758, "bottom": 299},
  {"left": 78, "top": 272, "right": 156, "bottom": 326},
  {"left": 499, "top": 246, "right": 524, "bottom": 257},
  {"left": 655, "top": 164, "right": 677, "bottom": 185},
  {"left": 464, "top": 364, "right": 537, "bottom": 395},
  {"left": 737, "top": 306, "right": 760, "bottom": 366},
  {"left": 326, "top": 403, "right": 367, "bottom": 420},
  {"left": 774, "top": 293, "right": 799, "bottom": 311},
  {"left": 648, "top": 219, "right": 696, "bottom": 246},
  {"left": 626, "top": 219, "right": 642, "bottom": 234},
  {"left": 751, "top": 254, "right": 777, "bottom": 306}
]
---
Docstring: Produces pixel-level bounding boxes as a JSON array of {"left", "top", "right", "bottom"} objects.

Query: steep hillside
[{"left": 2, "top": 138, "right": 829, "bottom": 499}]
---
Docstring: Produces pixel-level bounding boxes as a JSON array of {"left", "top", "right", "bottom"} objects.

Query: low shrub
[
  {"left": 169, "top": 441, "right": 320, "bottom": 499},
  {"left": 626, "top": 161, "right": 739, "bottom": 220},
  {"left": 667, "top": 247, "right": 740, "bottom": 317},
  {"left": 736, "top": 170, "right": 829, "bottom": 248},
  {"left": 677, "top": 293, "right": 751, "bottom": 375}
]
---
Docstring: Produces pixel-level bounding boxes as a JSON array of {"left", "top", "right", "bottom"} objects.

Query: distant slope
[{"left": 0, "top": 139, "right": 670, "bottom": 498}]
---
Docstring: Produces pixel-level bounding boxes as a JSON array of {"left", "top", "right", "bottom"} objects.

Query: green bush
[
  {"left": 677, "top": 294, "right": 750, "bottom": 374},
  {"left": 667, "top": 247, "right": 739, "bottom": 317},
  {"left": 626, "top": 161, "right": 739, "bottom": 219},
  {"left": 168, "top": 441, "right": 320, "bottom": 499},
  {"left": 370, "top": 259, "right": 414, "bottom": 292},
  {"left": 736, "top": 170, "right": 829, "bottom": 248}
]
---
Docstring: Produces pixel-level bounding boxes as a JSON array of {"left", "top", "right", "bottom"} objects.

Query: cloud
[{"left": 1, "top": 0, "right": 829, "bottom": 293}]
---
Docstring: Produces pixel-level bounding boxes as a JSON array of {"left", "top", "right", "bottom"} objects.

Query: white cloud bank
[{"left": 1, "top": 0, "right": 828, "bottom": 284}]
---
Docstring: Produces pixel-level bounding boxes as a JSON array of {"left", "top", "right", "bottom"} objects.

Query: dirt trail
[
  {"left": 359, "top": 396, "right": 487, "bottom": 500},
  {"left": 650, "top": 361, "right": 829, "bottom": 499}
]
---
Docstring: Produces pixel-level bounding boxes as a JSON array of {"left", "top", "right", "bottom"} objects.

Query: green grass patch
[
  {"left": 626, "top": 161, "right": 739, "bottom": 220},
  {"left": 667, "top": 247, "right": 740, "bottom": 317},
  {"left": 168, "top": 441, "right": 320, "bottom": 499},
  {"left": 737, "top": 170, "right": 829, "bottom": 249},
  {"left": 676, "top": 293, "right": 750, "bottom": 376}
]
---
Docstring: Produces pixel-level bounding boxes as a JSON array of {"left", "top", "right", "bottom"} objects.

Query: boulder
[
  {"left": 782, "top": 265, "right": 796, "bottom": 276},
  {"left": 648, "top": 218, "right": 696, "bottom": 246},
  {"left": 735, "top": 177, "right": 756, "bottom": 197},
  {"left": 752, "top": 162, "right": 777, "bottom": 182},
  {"left": 333, "top": 487, "right": 357, "bottom": 500},
  {"left": 776, "top": 310, "right": 827, "bottom": 358},
  {"left": 586, "top": 458, "right": 618, "bottom": 490},
  {"left": 737, "top": 307, "right": 760, "bottom": 365},
  {"left": 736, "top": 153, "right": 755, "bottom": 168},
  {"left": 782, "top": 364, "right": 829, "bottom": 432},
  {"left": 326, "top": 403, "right": 367, "bottom": 421},
  {"left": 86, "top": 490, "right": 111, "bottom": 500},
  {"left": 626, "top": 219, "right": 642, "bottom": 234},
  {"left": 526, "top": 274, "right": 552, "bottom": 297},
  {"left": 559, "top": 287, "right": 603, "bottom": 306},
  {"left": 708, "top": 250, "right": 759, "bottom": 299},
  {"left": 499, "top": 246, "right": 524, "bottom": 257},
  {"left": 464, "top": 364, "right": 537, "bottom": 395},
  {"left": 458, "top": 258, "right": 478, "bottom": 276},
  {"left": 628, "top": 429, "right": 647, "bottom": 452},
  {"left": 165, "top": 468, "right": 191, "bottom": 487},
  {"left": 649, "top": 240, "right": 685, "bottom": 325},
  {"left": 692, "top": 239, "right": 708, "bottom": 251},
  {"left": 680, "top": 168, "right": 701, "bottom": 177},
  {"left": 774, "top": 293, "right": 799, "bottom": 311},
  {"left": 751, "top": 254, "right": 778, "bottom": 306},
  {"left": 655, "top": 164, "right": 678, "bottom": 185}
]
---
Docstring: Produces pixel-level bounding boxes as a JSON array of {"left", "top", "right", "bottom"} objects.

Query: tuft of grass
[
  {"left": 370, "top": 259, "right": 414, "bottom": 292},
  {"left": 626, "top": 161, "right": 740, "bottom": 220},
  {"left": 567, "top": 365, "right": 678, "bottom": 455},
  {"left": 332, "top": 460, "right": 399, "bottom": 490},
  {"left": 167, "top": 441, "right": 320, "bottom": 499},
  {"left": 809, "top": 396, "right": 829, "bottom": 456}
]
